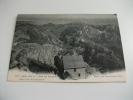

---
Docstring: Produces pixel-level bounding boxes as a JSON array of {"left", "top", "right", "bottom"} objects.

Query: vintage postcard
[{"left": 8, "top": 14, "right": 126, "bottom": 82}]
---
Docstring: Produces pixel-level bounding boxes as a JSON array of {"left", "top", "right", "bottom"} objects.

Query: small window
[
  {"left": 78, "top": 73, "right": 80, "bottom": 77},
  {"left": 74, "top": 68, "right": 76, "bottom": 72}
]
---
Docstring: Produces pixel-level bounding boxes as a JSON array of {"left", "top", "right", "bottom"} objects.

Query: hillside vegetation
[{"left": 10, "top": 21, "right": 125, "bottom": 74}]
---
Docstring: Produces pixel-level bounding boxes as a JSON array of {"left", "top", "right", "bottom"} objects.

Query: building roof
[{"left": 63, "top": 55, "right": 86, "bottom": 69}]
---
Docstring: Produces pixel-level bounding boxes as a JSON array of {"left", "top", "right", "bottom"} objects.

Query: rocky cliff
[{"left": 10, "top": 21, "right": 125, "bottom": 73}]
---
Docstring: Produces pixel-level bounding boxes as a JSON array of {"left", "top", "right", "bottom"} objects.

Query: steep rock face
[
  {"left": 10, "top": 21, "right": 125, "bottom": 73},
  {"left": 59, "top": 24, "right": 102, "bottom": 46},
  {"left": 9, "top": 43, "right": 41, "bottom": 69},
  {"left": 14, "top": 21, "right": 63, "bottom": 46},
  {"left": 26, "top": 44, "right": 62, "bottom": 67},
  {"left": 38, "top": 23, "right": 66, "bottom": 38},
  {"left": 10, "top": 43, "right": 62, "bottom": 70}
]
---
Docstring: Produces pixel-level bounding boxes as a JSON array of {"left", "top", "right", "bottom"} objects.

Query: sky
[{"left": 17, "top": 14, "right": 119, "bottom": 25}]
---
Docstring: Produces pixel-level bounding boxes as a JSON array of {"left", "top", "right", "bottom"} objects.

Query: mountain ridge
[{"left": 10, "top": 21, "right": 125, "bottom": 73}]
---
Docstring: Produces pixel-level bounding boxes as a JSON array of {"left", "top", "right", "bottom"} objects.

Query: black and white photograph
[{"left": 7, "top": 14, "right": 126, "bottom": 82}]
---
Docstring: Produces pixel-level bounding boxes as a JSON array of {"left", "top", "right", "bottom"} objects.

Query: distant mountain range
[{"left": 10, "top": 21, "right": 125, "bottom": 73}]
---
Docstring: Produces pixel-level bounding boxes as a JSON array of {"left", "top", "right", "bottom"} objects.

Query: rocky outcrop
[
  {"left": 26, "top": 44, "right": 62, "bottom": 66},
  {"left": 10, "top": 22, "right": 125, "bottom": 74}
]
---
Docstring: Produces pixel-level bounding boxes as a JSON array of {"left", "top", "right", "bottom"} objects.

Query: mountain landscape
[{"left": 9, "top": 20, "right": 125, "bottom": 76}]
